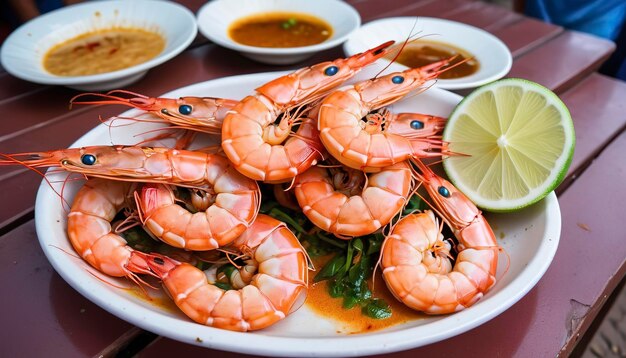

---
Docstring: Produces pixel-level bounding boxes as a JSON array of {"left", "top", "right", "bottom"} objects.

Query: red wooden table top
[{"left": 1, "top": 0, "right": 624, "bottom": 357}]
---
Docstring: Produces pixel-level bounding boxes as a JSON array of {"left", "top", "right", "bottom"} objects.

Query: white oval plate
[
  {"left": 34, "top": 71, "right": 559, "bottom": 357},
  {"left": 344, "top": 17, "right": 513, "bottom": 90},
  {"left": 0, "top": 0, "right": 197, "bottom": 91}
]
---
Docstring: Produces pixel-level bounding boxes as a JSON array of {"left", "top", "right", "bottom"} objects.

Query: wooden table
[{"left": 1, "top": 1, "right": 625, "bottom": 357}]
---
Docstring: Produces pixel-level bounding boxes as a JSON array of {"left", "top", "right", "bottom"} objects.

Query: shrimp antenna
[
  {"left": 69, "top": 90, "right": 150, "bottom": 108},
  {"left": 59, "top": 172, "right": 74, "bottom": 213},
  {"left": 373, "top": 18, "right": 423, "bottom": 79},
  {"left": 0, "top": 153, "right": 72, "bottom": 206},
  {"left": 408, "top": 159, "right": 453, "bottom": 229}
]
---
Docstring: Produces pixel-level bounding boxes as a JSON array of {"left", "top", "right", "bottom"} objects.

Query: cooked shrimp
[
  {"left": 221, "top": 41, "right": 394, "bottom": 183},
  {"left": 318, "top": 59, "right": 455, "bottom": 172},
  {"left": 70, "top": 90, "right": 238, "bottom": 135},
  {"left": 137, "top": 174, "right": 259, "bottom": 251},
  {"left": 1, "top": 146, "right": 261, "bottom": 249},
  {"left": 67, "top": 178, "right": 152, "bottom": 281},
  {"left": 293, "top": 160, "right": 413, "bottom": 237},
  {"left": 138, "top": 214, "right": 308, "bottom": 331},
  {"left": 380, "top": 159, "right": 499, "bottom": 314}
]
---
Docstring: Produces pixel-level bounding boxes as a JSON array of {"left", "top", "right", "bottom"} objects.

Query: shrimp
[
  {"left": 67, "top": 178, "right": 152, "bottom": 282},
  {"left": 221, "top": 40, "right": 395, "bottom": 183},
  {"left": 318, "top": 59, "right": 456, "bottom": 172},
  {"left": 137, "top": 178, "right": 258, "bottom": 251},
  {"left": 70, "top": 90, "right": 238, "bottom": 135},
  {"left": 380, "top": 159, "right": 499, "bottom": 314},
  {"left": 138, "top": 214, "right": 308, "bottom": 331},
  {"left": 1, "top": 146, "right": 261, "bottom": 249},
  {"left": 293, "top": 160, "right": 413, "bottom": 237}
]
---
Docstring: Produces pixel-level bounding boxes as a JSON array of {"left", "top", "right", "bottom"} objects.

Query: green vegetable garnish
[
  {"left": 281, "top": 18, "right": 298, "bottom": 29},
  {"left": 259, "top": 183, "right": 392, "bottom": 319}
]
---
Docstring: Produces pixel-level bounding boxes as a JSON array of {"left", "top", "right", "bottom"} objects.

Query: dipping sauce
[
  {"left": 390, "top": 40, "right": 479, "bottom": 79},
  {"left": 306, "top": 255, "right": 424, "bottom": 333},
  {"left": 229, "top": 12, "right": 332, "bottom": 48},
  {"left": 43, "top": 27, "right": 165, "bottom": 76}
]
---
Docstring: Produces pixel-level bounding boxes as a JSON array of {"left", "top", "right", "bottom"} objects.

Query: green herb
[
  {"left": 259, "top": 191, "right": 344, "bottom": 258},
  {"left": 315, "top": 235, "right": 391, "bottom": 319},
  {"left": 362, "top": 298, "right": 392, "bottom": 319},
  {"left": 122, "top": 225, "right": 160, "bottom": 253},
  {"left": 281, "top": 18, "right": 298, "bottom": 29},
  {"left": 259, "top": 184, "right": 392, "bottom": 319}
]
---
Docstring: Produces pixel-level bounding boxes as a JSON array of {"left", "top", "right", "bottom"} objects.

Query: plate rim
[{"left": 34, "top": 71, "right": 559, "bottom": 357}]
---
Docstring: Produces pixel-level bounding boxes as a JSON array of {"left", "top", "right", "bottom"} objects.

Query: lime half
[{"left": 442, "top": 78, "right": 575, "bottom": 212}]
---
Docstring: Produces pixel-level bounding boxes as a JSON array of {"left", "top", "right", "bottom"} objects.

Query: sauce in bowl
[
  {"left": 390, "top": 40, "right": 479, "bottom": 79},
  {"left": 228, "top": 12, "right": 332, "bottom": 48},
  {"left": 43, "top": 27, "right": 165, "bottom": 77}
]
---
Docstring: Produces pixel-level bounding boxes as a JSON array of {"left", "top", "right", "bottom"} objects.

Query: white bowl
[
  {"left": 343, "top": 17, "right": 513, "bottom": 90},
  {"left": 0, "top": 0, "right": 197, "bottom": 91},
  {"left": 196, "top": 0, "right": 361, "bottom": 65}
]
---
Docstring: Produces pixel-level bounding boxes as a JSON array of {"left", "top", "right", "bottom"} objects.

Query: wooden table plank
[
  {"left": 507, "top": 30, "right": 615, "bottom": 93},
  {"left": 492, "top": 17, "right": 563, "bottom": 56},
  {"left": 559, "top": 73, "right": 626, "bottom": 191},
  {"left": 440, "top": 1, "right": 521, "bottom": 31},
  {"left": 0, "top": 72, "right": 46, "bottom": 101},
  {"left": 347, "top": 0, "right": 472, "bottom": 23},
  {"left": 0, "top": 220, "right": 134, "bottom": 357}
]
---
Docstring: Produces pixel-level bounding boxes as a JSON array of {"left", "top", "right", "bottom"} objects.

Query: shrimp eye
[
  {"left": 392, "top": 75, "right": 404, "bottom": 84},
  {"left": 410, "top": 120, "right": 424, "bottom": 129},
  {"left": 161, "top": 108, "right": 169, "bottom": 114},
  {"left": 178, "top": 104, "right": 192, "bottom": 115},
  {"left": 438, "top": 186, "right": 450, "bottom": 198},
  {"left": 324, "top": 66, "right": 339, "bottom": 76},
  {"left": 154, "top": 257, "right": 165, "bottom": 265},
  {"left": 81, "top": 154, "right": 96, "bottom": 166}
]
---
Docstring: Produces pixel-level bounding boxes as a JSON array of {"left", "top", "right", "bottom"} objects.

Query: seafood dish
[{"left": 3, "top": 41, "right": 561, "bottom": 355}]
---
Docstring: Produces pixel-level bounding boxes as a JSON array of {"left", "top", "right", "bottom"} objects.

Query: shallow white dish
[
  {"left": 344, "top": 17, "right": 513, "bottom": 90},
  {"left": 35, "top": 71, "right": 560, "bottom": 357},
  {"left": 0, "top": 0, "right": 197, "bottom": 91},
  {"left": 196, "top": 0, "right": 360, "bottom": 65}
]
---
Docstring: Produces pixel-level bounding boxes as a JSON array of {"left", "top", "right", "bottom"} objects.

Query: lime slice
[{"left": 442, "top": 78, "right": 575, "bottom": 212}]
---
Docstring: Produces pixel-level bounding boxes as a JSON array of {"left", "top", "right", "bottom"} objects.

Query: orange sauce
[
  {"left": 229, "top": 12, "right": 332, "bottom": 48},
  {"left": 390, "top": 40, "right": 479, "bottom": 79},
  {"left": 306, "top": 255, "right": 425, "bottom": 333},
  {"left": 43, "top": 27, "right": 165, "bottom": 76},
  {"left": 128, "top": 286, "right": 180, "bottom": 313}
]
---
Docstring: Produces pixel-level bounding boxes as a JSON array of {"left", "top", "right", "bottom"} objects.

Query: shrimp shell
[
  {"left": 140, "top": 214, "right": 308, "bottom": 331},
  {"left": 293, "top": 161, "right": 413, "bottom": 237},
  {"left": 67, "top": 178, "right": 151, "bottom": 279}
]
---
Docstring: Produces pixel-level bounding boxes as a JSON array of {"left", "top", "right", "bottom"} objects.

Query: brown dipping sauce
[
  {"left": 229, "top": 12, "right": 332, "bottom": 48},
  {"left": 391, "top": 40, "right": 479, "bottom": 79},
  {"left": 43, "top": 27, "right": 165, "bottom": 76}
]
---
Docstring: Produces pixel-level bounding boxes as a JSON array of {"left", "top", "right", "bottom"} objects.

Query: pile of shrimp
[{"left": 1, "top": 40, "right": 500, "bottom": 331}]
